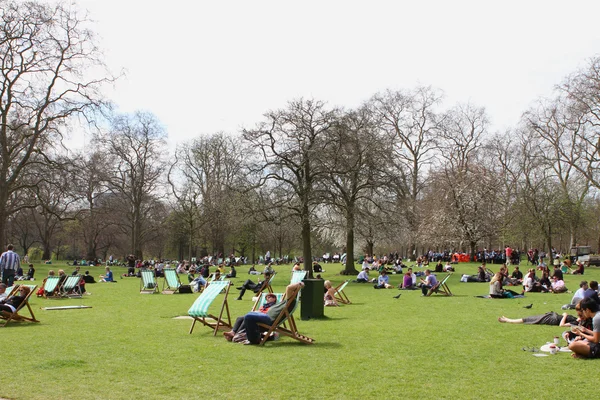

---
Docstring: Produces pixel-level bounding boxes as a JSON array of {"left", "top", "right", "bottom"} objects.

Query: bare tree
[
  {"left": 369, "top": 86, "right": 442, "bottom": 258},
  {"left": 0, "top": 1, "right": 112, "bottom": 247},
  {"left": 434, "top": 103, "right": 493, "bottom": 260},
  {"left": 96, "top": 112, "right": 166, "bottom": 259},
  {"left": 244, "top": 99, "right": 338, "bottom": 275},
  {"left": 169, "top": 132, "right": 244, "bottom": 258},
  {"left": 321, "top": 106, "right": 384, "bottom": 274}
]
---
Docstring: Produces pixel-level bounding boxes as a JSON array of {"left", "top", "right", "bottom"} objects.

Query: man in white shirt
[{"left": 356, "top": 269, "right": 370, "bottom": 283}]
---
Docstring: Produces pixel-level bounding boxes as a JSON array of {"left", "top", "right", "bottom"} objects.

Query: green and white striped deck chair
[
  {"left": 4, "top": 286, "right": 15, "bottom": 297},
  {"left": 188, "top": 280, "right": 232, "bottom": 336},
  {"left": 162, "top": 268, "right": 181, "bottom": 294},
  {"left": 140, "top": 270, "right": 158, "bottom": 294},
  {"left": 427, "top": 273, "right": 453, "bottom": 296},
  {"left": 1, "top": 284, "right": 39, "bottom": 327},
  {"left": 42, "top": 276, "right": 61, "bottom": 298},
  {"left": 60, "top": 275, "right": 82, "bottom": 298},
  {"left": 257, "top": 285, "right": 314, "bottom": 345},
  {"left": 334, "top": 280, "right": 351, "bottom": 304},
  {"left": 291, "top": 270, "right": 307, "bottom": 284}
]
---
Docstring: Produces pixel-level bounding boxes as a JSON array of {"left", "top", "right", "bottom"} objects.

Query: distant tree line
[{"left": 2, "top": 1, "right": 600, "bottom": 275}]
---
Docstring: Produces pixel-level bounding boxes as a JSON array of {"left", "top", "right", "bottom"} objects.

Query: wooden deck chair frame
[
  {"left": 334, "top": 280, "right": 351, "bottom": 304},
  {"left": 1, "top": 284, "right": 39, "bottom": 327},
  {"left": 162, "top": 268, "right": 181, "bottom": 294},
  {"left": 60, "top": 275, "right": 82, "bottom": 298},
  {"left": 188, "top": 280, "right": 232, "bottom": 336},
  {"left": 256, "top": 285, "right": 314, "bottom": 345},
  {"left": 42, "top": 276, "right": 62, "bottom": 299},
  {"left": 140, "top": 270, "right": 159, "bottom": 294},
  {"left": 427, "top": 273, "right": 453, "bottom": 296},
  {"left": 255, "top": 272, "right": 277, "bottom": 298}
]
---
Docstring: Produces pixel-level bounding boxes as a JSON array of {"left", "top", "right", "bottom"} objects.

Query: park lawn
[{"left": 1, "top": 261, "right": 596, "bottom": 400}]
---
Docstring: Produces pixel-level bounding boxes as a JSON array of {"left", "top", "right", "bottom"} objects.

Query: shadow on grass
[{"left": 260, "top": 341, "right": 342, "bottom": 348}]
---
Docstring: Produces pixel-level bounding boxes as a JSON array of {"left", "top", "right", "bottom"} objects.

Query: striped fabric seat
[
  {"left": 162, "top": 268, "right": 181, "bottom": 294},
  {"left": 140, "top": 270, "right": 158, "bottom": 294},
  {"left": 43, "top": 276, "right": 61, "bottom": 298},
  {"left": 291, "top": 270, "right": 307, "bottom": 284},
  {"left": 60, "top": 275, "right": 82, "bottom": 297},
  {"left": 334, "top": 281, "right": 351, "bottom": 304},
  {"left": 188, "top": 280, "right": 232, "bottom": 335}
]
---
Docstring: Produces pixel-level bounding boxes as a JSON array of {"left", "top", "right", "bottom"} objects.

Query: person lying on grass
[
  {"left": 224, "top": 293, "right": 278, "bottom": 342},
  {"left": 569, "top": 297, "right": 600, "bottom": 358},
  {"left": 242, "top": 282, "right": 304, "bottom": 345},
  {"left": 498, "top": 307, "right": 583, "bottom": 326}
]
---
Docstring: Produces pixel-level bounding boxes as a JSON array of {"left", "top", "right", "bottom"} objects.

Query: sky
[{"left": 66, "top": 0, "right": 600, "bottom": 149}]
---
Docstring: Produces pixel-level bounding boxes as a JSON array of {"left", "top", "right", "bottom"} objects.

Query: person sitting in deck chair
[
  {"left": 324, "top": 281, "right": 339, "bottom": 306},
  {"left": 420, "top": 269, "right": 437, "bottom": 296},
  {"left": 235, "top": 272, "right": 272, "bottom": 300},
  {"left": 242, "top": 282, "right": 304, "bottom": 345},
  {"left": 0, "top": 283, "right": 8, "bottom": 301},
  {"left": 0, "top": 285, "right": 30, "bottom": 314},
  {"left": 223, "top": 293, "right": 278, "bottom": 342}
]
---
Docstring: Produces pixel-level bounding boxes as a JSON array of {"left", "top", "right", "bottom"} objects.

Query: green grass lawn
[{"left": 1, "top": 261, "right": 596, "bottom": 399}]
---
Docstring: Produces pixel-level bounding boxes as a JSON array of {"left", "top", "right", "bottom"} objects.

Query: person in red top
[
  {"left": 223, "top": 293, "right": 278, "bottom": 341},
  {"left": 505, "top": 246, "right": 512, "bottom": 265}
]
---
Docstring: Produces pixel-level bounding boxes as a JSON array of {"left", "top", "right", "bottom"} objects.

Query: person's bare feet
[
  {"left": 571, "top": 353, "right": 582, "bottom": 358},
  {"left": 223, "top": 331, "right": 234, "bottom": 341}
]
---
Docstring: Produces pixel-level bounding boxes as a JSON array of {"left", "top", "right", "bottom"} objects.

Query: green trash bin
[{"left": 301, "top": 278, "right": 324, "bottom": 320}]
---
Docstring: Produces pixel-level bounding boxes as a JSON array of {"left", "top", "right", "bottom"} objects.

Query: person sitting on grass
[
  {"left": 550, "top": 275, "right": 567, "bottom": 293},
  {"left": 223, "top": 292, "right": 278, "bottom": 342},
  {"left": 235, "top": 272, "right": 271, "bottom": 300},
  {"left": 99, "top": 267, "right": 114, "bottom": 282},
  {"left": 523, "top": 269, "right": 548, "bottom": 293},
  {"left": 568, "top": 297, "right": 600, "bottom": 358},
  {"left": 242, "top": 281, "right": 304, "bottom": 345},
  {"left": 355, "top": 268, "right": 370, "bottom": 283},
  {"left": 420, "top": 269, "right": 437, "bottom": 296},
  {"left": 0, "top": 285, "right": 30, "bottom": 314},
  {"left": 400, "top": 271, "right": 414, "bottom": 289},
  {"left": 489, "top": 272, "right": 522, "bottom": 298},
  {"left": 324, "top": 280, "right": 339, "bottom": 306},
  {"left": 26, "top": 264, "right": 35, "bottom": 281},
  {"left": 225, "top": 265, "right": 237, "bottom": 278},
  {"left": 572, "top": 261, "right": 585, "bottom": 275},
  {"left": 511, "top": 266, "right": 523, "bottom": 284},
  {"left": 374, "top": 270, "right": 393, "bottom": 289},
  {"left": 83, "top": 270, "right": 96, "bottom": 284}
]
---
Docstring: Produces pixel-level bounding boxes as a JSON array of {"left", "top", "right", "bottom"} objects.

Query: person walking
[{"left": 0, "top": 244, "right": 21, "bottom": 286}]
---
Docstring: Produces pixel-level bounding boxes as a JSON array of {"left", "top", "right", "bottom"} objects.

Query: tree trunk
[
  {"left": 301, "top": 204, "right": 313, "bottom": 278},
  {"left": 343, "top": 211, "right": 358, "bottom": 274}
]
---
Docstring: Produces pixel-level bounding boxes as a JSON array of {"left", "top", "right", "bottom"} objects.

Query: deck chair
[
  {"left": 255, "top": 272, "right": 277, "bottom": 298},
  {"left": 140, "top": 269, "right": 159, "bottom": 294},
  {"left": 1, "top": 284, "right": 39, "bottom": 327},
  {"left": 291, "top": 270, "right": 307, "bottom": 284},
  {"left": 162, "top": 268, "right": 181, "bottom": 294},
  {"left": 334, "top": 280, "right": 351, "bottom": 304},
  {"left": 188, "top": 280, "right": 232, "bottom": 336},
  {"left": 42, "top": 276, "right": 62, "bottom": 298},
  {"left": 427, "top": 273, "right": 453, "bottom": 296},
  {"left": 60, "top": 275, "right": 82, "bottom": 298},
  {"left": 256, "top": 285, "right": 314, "bottom": 345}
]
